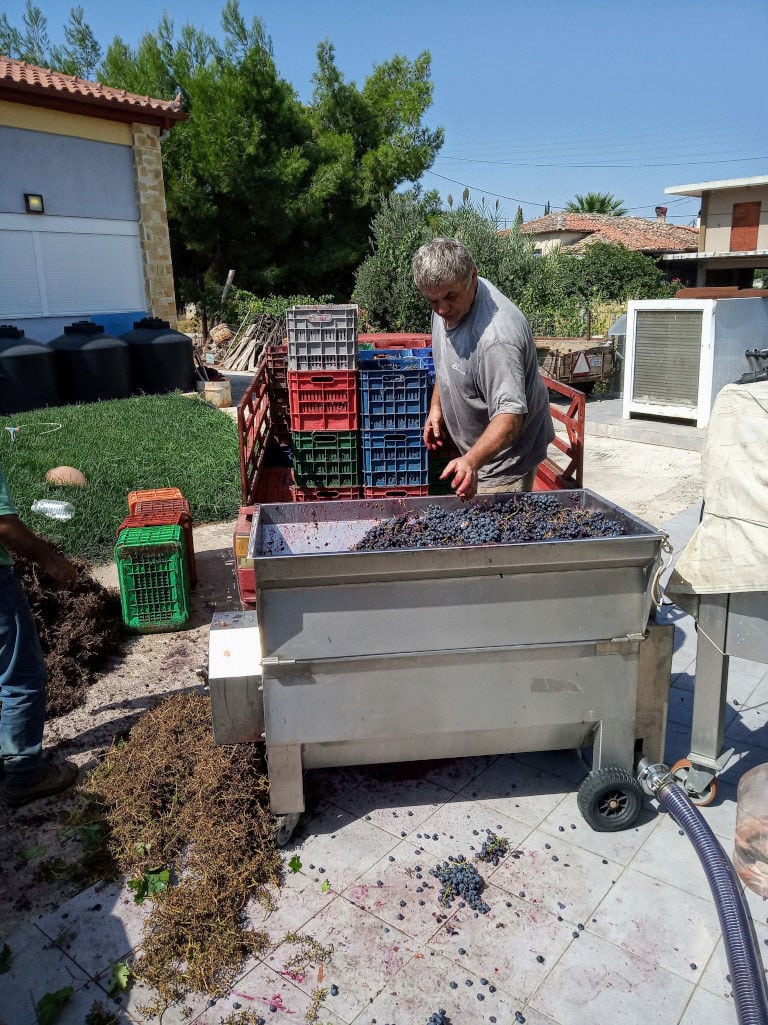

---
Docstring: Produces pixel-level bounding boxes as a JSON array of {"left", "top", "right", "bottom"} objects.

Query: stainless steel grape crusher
[{"left": 207, "top": 489, "right": 674, "bottom": 843}]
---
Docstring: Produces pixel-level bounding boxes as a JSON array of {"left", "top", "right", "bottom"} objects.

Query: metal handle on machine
[{"left": 651, "top": 532, "right": 673, "bottom": 609}]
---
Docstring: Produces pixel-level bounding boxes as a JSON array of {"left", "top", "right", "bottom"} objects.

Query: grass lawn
[{"left": 1, "top": 393, "right": 242, "bottom": 562}]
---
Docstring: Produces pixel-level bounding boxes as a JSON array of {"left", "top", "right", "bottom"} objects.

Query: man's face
[{"left": 419, "top": 269, "right": 478, "bottom": 328}]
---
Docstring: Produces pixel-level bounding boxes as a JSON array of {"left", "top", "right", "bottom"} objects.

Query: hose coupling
[{"left": 637, "top": 757, "right": 674, "bottom": 796}]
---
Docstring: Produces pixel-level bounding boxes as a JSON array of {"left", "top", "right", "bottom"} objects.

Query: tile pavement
[{"left": 2, "top": 502, "right": 767, "bottom": 1025}]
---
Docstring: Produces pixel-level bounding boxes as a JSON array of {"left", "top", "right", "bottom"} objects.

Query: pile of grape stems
[{"left": 354, "top": 494, "right": 624, "bottom": 552}]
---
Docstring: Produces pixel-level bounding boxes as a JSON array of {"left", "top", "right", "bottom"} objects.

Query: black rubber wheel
[{"left": 577, "top": 766, "right": 644, "bottom": 832}]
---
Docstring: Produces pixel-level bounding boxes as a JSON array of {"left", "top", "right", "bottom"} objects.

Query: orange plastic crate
[{"left": 127, "top": 487, "right": 185, "bottom": 515}]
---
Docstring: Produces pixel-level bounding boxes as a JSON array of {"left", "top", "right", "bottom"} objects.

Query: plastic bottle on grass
[{"left": 30, "top": 499, "right": 75, "bottom": 521}]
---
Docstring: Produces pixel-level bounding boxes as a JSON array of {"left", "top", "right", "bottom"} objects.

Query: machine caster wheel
[
  {"left": 274, "top": 813, "right": 301, "bottom": 847},
  {"left": 669, "top": 758, "right": 718, "bottom": 806},
  {"left": 577, "top": 767, "right": 644, "bottom": 832}
]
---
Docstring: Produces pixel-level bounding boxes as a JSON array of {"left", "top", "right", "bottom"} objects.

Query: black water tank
[
  {"left": 0, "top": 325, "right": 62, "bottom": 415},
  {"left": 121, "top": 317, "right": 195, "bottom": 395},
  {"left": 48, "top": 321, "right": 132, "bottom": 404}
]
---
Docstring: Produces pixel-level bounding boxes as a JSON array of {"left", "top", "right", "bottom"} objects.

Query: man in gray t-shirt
[{"left": 412, "top": 238, "right": 554, "bottom": 500}]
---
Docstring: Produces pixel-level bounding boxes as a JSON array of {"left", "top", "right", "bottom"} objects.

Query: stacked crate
[
  {"left": 264, "top": 342, "right": 291, "bottom": 445},
  {"left": 115, "top": 487, "right": 193, "bottom": 632},
  {"left": 358, "top": 349, "right": 431, "bottom": 497},
  {"left": 286, "top": 305, "right": 362, "bottom": 501}
]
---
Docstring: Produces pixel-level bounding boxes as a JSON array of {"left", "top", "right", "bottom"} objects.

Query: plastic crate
[
  {"left": 363, "top": 486, "right": 429, "bottom": 499},
  {"left": 255, "top": 466, "right": 293, "bottom": 503},
  {"left": 115, "top": 524, "right": 190, "bottom": 633},
  {"left": 233, "top": 506, "right": 257, "bottom": 608},
  {"left": 291, "top": 485, "right": 362, "bottom": 502},
  {"left": 358, "top": 364, "right": 429, "bottom": 430},
  {"left": 127, "top": 487, "right": 185, "bottom": 515},
  {"left": 291, "top": 431, "right": 360, "bottom": 488},
  {"left": 361, "top": 430, "right": 428, "bottom": 488},
  {"left": 287, "top": 305, "right": 358, "bottom": 370},
  {"left": 120, "top": 503, "right": 197, "bottom": 588},
  {"left": 358, "top": 333, "right": 432, "bottom": 349},
  {"left": 265, "top": 342, "right": 288, "bottom": 384},
  {"left": 288, "top": 370, "right": 359, "bottom": 431}
]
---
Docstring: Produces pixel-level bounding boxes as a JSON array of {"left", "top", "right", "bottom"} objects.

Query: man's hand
[
  {"left": 441, "top": 455, "right": 479, "bottom": 501},
  {"left": 0, "top": 514, "right": 78, "bottom": 589},
  {"left": 423, "top": 408, "right": 445, "bottom": 451},
  {"left": 42, "top": 551, "right": 79, "bottom": 590}
]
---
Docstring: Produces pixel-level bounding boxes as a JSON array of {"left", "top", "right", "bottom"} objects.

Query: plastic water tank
[
  {"left": 0, "top": 325, "right": 61, "bottom": 414},
  {"left": 48, "top": 320, "right": 132, "bottom": 404},
  {"left": 121, "top": 317, "right": 196, "bottom": 395}
]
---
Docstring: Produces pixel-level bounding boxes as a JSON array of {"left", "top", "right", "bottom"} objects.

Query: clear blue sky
[{"left": 6, "top": 0, "right": 768, "bottom": 226}]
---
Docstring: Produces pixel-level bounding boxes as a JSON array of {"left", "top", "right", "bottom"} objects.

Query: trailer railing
[{"left": 237, "top": 360, "right": 585, "bottom": 504}]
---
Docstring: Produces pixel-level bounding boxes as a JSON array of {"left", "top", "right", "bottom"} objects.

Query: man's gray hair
[{"left": 412, "top": 238, "right": 476, "bottom": 290}]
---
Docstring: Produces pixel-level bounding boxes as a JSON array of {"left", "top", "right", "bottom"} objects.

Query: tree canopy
[
  {"left": 565, "top": 192, "right": 627, "bottom": 216},
  {"left": 354, "top": 196, "right": 678, "bottom": 334},
  {"left": 2, "top": 1, "right": 443, "bottom": 302}
]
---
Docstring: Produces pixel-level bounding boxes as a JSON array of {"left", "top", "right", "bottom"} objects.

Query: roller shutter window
[
  {"left": 40, "top": 231, "right": 145, "bottom": 315},
  {"left": 0, "top": 229, "right": 44, "bottom": 316},
  {"left": 0, "top": 223, "right": 145, "bottom": 318},
  {"left": 632, "top": 310, "right": 702, "bottom": 407}
]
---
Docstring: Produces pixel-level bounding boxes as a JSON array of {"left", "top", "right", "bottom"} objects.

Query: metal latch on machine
[{"left": 596, "top": 633, "right": 645, "bottom": 655}]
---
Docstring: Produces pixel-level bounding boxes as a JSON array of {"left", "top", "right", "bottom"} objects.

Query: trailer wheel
[
  {"left": 669, "top": 758, "right": 718, "bottom": 807},
  {"left": 577, "top": 767, "right": 644, "bottom": 831}
]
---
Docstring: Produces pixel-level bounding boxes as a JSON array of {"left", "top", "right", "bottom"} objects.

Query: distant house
[
  {"left": 513, "top": 211, "right": 699, "bottom": 271},
  {"left": 0, "top": 56, "right": 186, "bottom": 342},
  {"left": 662, "top": 175, "right": 768, "bottom": 288}
]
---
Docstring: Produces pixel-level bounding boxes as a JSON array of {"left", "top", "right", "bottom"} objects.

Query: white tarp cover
[{"left": 666, "top": 380, "right": 768, "bottom": 597}]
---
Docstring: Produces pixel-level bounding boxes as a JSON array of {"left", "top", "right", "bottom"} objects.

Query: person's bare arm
[
  {"left": 441, "top": 412, "right": 525, "bottom": 500},
  {"left": 0, "top": 515, "right": 78, "bottom": 588}
]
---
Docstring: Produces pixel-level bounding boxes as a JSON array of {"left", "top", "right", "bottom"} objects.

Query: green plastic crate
[
  {"left": 290, "top": 430, "right": 360, "bottom": 488},
  {"left": 115, "top": 524, "right": 190, "bottom": 633}
]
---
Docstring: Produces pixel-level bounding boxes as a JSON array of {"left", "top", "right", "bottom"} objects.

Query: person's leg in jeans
[{"left": 0, "top": 567, "right": 46, "bottom": 785}]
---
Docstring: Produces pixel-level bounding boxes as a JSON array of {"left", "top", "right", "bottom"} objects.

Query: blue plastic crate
[
  {"left": 361, "top": 429, "right": 429, "bottom": 487},
  {"left": 359, "top": 348, "right": 435, "bottom": 382},
  {"left": 358, "top": 365, "right": 430, "bottom": 430}
]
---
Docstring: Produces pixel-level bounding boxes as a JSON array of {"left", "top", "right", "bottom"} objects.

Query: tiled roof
[
  {"left": 0, "top": 56, "right": 185, "bottom": 128},
  {"left": 516, "top": 212, "right": 698, "bottom": 253}
]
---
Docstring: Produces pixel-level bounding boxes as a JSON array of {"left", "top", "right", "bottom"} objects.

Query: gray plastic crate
[{"left": 287, "top": 305, "right": 358, "bottom": 370}]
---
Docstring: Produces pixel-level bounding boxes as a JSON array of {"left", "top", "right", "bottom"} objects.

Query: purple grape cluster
[
  {"left": 476, "top": 831, "right": 510, "bottom": 866},
  {"left": 353, "top": 494, "right": 624, "bottom": 552},
  {"left": 426, "top": 1011, "right": 451, "bottom": 1025},
  {"left": 431, "top": 855, "right": 490, "bottom": 914}
]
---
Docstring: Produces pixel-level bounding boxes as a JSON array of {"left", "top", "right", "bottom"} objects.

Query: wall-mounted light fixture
[{"left": 24, "top": 193, "right": 44, "bottom": 214}]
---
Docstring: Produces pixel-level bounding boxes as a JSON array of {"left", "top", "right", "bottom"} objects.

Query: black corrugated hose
[{"left": 656, "top": 778, "right": 768, "bottom": 1025}]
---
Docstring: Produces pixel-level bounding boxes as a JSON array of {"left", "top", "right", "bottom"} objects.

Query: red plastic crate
[
  {"left": 358, "top": 333, "right": 431, "bottom": 349},
  {"left": 127, "top": 487, "right": 185, "bottom": 514},
  {"left": 288, "top": 370, "right": 358, "bottom": 431},
  {"left": 117, "top": 510, "right": 197, "bottom": 587},
  {"left": 362, "top": 486, "right": 429, "bottom": 499},
  {"left": 255, "top": 466, "right": 293, "bottom": 504},
  {"left": 290, "top": 485, "right": 362, "bottom": 502},
  {"left": 233, "top": 506, "right": 257, "bottom": 609},
  {"left": 265, "top": 343, "right": 288, "bottom": 389}
]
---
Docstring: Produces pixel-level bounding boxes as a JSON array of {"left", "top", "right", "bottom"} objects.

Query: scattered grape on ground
[{"left": 431, "top": 855, "right": 490, "bottom": 914}]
